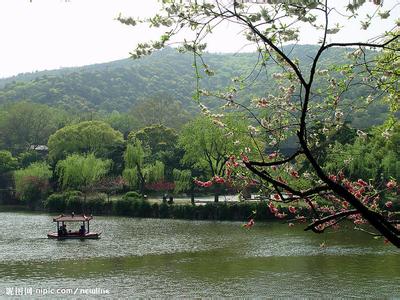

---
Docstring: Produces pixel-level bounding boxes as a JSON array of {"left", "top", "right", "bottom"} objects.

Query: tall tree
[{"left": 48, "top": 120, "right": 124, "bottom": 163}]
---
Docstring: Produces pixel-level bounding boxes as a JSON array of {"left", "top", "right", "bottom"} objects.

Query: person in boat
[
  {"left": 79, "top": 225, "right": 85, "bottom": 235},
  {"left": 61, "top": 224, "right": 67, "bottom": 236}
]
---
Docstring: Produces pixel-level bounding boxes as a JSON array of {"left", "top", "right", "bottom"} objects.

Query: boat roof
[{"left": 53, "top": 214, "right": 93, "bottom": 222}]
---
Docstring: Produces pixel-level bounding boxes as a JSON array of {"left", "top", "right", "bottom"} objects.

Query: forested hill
[{"left": 0, "top": 45, "right": 388, "bottom": 126}]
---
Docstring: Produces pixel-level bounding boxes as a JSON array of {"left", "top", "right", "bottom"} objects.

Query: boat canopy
[{"left": 52, "top": 214, "right": 93, "bottom": 222}]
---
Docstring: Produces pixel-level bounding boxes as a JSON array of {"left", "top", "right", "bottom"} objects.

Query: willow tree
[
  {"left": 123, "top": 140, "right": 165, "bottom": 194},
  {"left": 56, "top": 153, "right": 111, "bottom": 199},
  {"left": 120, "top": 0, "right": 400, "bottom": 246}
]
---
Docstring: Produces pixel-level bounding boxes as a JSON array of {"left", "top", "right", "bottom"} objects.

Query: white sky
[{"left": 0, "top": 0, "right": 398, "bottom": 78}]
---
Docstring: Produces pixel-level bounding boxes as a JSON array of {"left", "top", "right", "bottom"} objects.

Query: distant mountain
[{"left": 0, "top": 45, "right": 389, "bottom": 127}]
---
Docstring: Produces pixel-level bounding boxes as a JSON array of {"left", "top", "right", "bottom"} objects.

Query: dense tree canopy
[
  {"left": 0, "top": 102, "right": 68, "bottom": 153},
  {"left": 0, "top": 47, "right": 390, "bottom": 129},
  {"left": 48, "top": 120, "right": 124, "bottom": 163}
]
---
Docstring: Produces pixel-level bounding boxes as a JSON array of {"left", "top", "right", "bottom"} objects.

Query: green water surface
[{"left": 0, "top": 212, "right": 399, "bottom": 298}]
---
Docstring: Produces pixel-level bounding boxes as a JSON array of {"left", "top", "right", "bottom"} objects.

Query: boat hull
[{"left": 47, "top": 232, "right": 101, "bottom": 240}]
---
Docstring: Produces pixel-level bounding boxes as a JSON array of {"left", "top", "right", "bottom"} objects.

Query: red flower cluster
[
  {"left": 194, "top": 179, "right": 213, "bottom": 188},
  {"left": 145, "top": 181, "right": 175, "bottom": 191}
]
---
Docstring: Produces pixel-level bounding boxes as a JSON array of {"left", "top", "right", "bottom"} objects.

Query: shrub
[
  {"left": 123, "top": 191, "right": 142, "bottom": 200},
  {"left": 44, "top": 194, "right": 67, "bottom": 212},
  {"left": 159, "top": 202, "right": 169, "bottom": 218},
  {"left": 113, "top": 198, "right": 133, "bottom": 216},
  {"left": 86, "top": 193, "right": 107, "bottom": 214},
  {"left": 14, "top": 162, "right": 52, "bottom": 209},
  {"left": 66, "top": 192, "right": 84, "bottom": 213}
]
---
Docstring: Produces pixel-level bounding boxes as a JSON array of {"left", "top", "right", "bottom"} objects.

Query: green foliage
[
  {"left": 124, "top": 140, "right": 145, "bottom": 169},
  {"left": 123, "top": 141, "right": 145, "bottom": 190},
  {"left": 122, "top": 168, "right": 139, "bottom": 190},
  {"left": 44, "top": 191, "right": 108, "bottom": 214},
  {"left": 325, "top": 122, "right": 400, "bottom": 183},
  {"left": 48, "top": 120, "right": 124, "bottom": 163},
  {"left": 0, "top": 150, "right": 17, "bottom": 173},
  {"left": 0, "top": 102, "right": 68, "bottom": 153},
  {"left": 143, "top": 160, "right": 165, "bottom": 183},
  {"left": 179, "top": 115, "right": 260, "bottom": 177},
  {"left": 123, "top": 191, "right": 142, "bottom": 200},
  {"left": 56, "top": 153, "right": 111, "bottom": 191},
  {"left": 103, "top": 111, "right": 139, "bottom": 136},
  {"left": 17, "top": 151, "right": 44, "bottom": 168},
  {"left": 129, "top": 97, "right": 191, "bottom": 130},
  {"left": 128, "top": 125, "right": 183, "bottom": 181},
  {"left": 112, "top": 197, "right": 152, "bottom": 217},
  {"left": 14, "top": 162, "right": 52, "bottom": 208},
  {"left": 128, "top": 125, "right": 178, "bottom": 159},
  {"left": 173, "top": 169, "right": 192, "bottom": 193},
  {"left": 374, "top": 33, "right": 400, "bottom": 113},
  {"left": 0, "top": 47, "right": 389, "bottom": 129},
  {"left": 44, "top": 193, "right": 67, "bottom": 212}
]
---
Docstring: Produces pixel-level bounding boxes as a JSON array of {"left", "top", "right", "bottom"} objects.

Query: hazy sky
[{"left": 0, "top": 0, "right": 398, "bottom": 78}]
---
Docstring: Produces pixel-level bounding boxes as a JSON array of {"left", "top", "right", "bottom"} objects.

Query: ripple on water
[{"left": 0, "top": 212, "right": 399, "bottom": 298}]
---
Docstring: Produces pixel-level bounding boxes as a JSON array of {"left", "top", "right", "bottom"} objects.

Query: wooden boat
[{"left": 47, "top": 214, "right": 101, "bottom": 240}]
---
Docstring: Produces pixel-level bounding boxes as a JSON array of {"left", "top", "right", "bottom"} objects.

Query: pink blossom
[
  {"left": 275, "top": 212, "right": 287, "bottom": 219},
  {"left": 203, "top": 181, "right": 213, "bottom": 188},
  {"left": 386, "top": 180, "right": 397, "bottom": 189},
  {"left": 290, "top": 171, "right": 300, "bottom": 179},
  {"left": 328, "top": 174, "right": 337, "bottom": 182},
  {"left": 213, "top": 176, "right": 225, "bottom": 184},
  {"left": 357, "top": 179, "right": 368, "bottom": 187},
  {"left": 288, "top": 206, "right": 297, "bottom": 214},
  {"left": 243, "top": 218, "right": 255, "bottom": 228},
  {"left": 268, "top": 202, "right": 278, "bottom": 214},
  {"left": 385, "top": 201, "right": 393, "bottom": 209},
  {"left": 240, "top": 153, "right": 249, "bottom": 163},
  {"left": 268, "top": 152, "right": 278, "bottom": 159}
]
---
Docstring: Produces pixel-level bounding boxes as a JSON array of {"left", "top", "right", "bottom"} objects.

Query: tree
[
  {"left": 0, "top": 150, "right": 18, "bottom": 190},
  {"left": 128, "top": 124, "right": 183, "bottom": 180},
  {"left": 48, "top": 120, "right": 124, "bottom": 163},
  {"left": 14, "top": 162, "right": 52, "bottom": 209},
  {"left": 0, "top": 150, "right": 18, "bottom": 174},
  {"left": 0, "top": 102, "right": 68, "bottom": 154},
  {"left": 123, "top": 139, "right": 166, "bottom": 194},
  {"left": 130, "top": 96, "right": 191, "bottom": 130},
  {"left": 179, "top": 115, "right": 261, "bottom": 201},
  {"left": 122, "top": 1, "right": 400, "bottom": 245},
  {"left": 325, "top": 122, "right": 400, "bottom": 184},
  {"left": 56, "top": 153, "right": 111, "bottom": 200},
  {"left": 103, "top": 111, "right": 139, "bottom": 137}
]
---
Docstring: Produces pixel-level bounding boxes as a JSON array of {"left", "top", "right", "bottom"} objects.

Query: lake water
[{"left": 0, "top": 212, "right": 399, "bottom": 298}]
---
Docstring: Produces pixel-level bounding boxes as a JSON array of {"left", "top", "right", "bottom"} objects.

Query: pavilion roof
[{"left": 52, "top": 214, "right": 93, "bottom": 222}]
